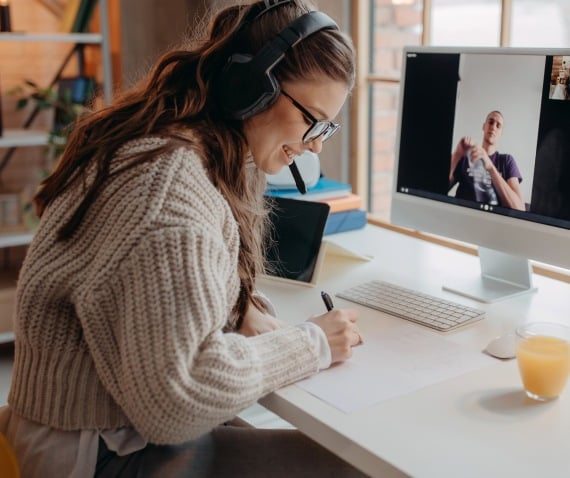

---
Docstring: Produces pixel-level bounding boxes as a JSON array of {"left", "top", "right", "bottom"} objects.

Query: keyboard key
[{"left": 336, "top": 280, "right": 485, "bottom": 332}]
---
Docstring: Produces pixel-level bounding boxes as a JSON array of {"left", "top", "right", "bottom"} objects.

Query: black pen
[
  {"left": 322, "top": 290, "right": 364, "bottom": 345},
  {"left": 321, "top": 291, "right": 334, "bottom": 311}
]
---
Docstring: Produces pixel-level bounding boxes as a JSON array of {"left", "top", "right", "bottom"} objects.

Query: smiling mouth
[{"left": 283, "top": 146, "right": 299, "bottom": 165}]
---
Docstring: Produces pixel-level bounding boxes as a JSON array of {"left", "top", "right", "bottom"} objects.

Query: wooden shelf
[
  {"left": 0, "top": 332, "right": 14, "bottom": 344},
  {"left": 0, "top": 231, "right": 34, "bottom": 248},
  {"left": 0, "top": 1, "right": 113, "bottom": 340},
  {"left": 0, "top": 268, "right": 18, "bottom": 344},
  {"left": 0, "top": 129, "right": 50, "bottom": 148},
  {"left": 0, "top": 32, "right": 103, "bottom": 43}
]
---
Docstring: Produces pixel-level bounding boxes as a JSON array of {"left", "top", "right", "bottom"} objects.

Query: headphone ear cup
[
  {"left": 217, "top": 11, "right": 338, "bottom": 120},
  {"left": 219, "top": 54, "right": 280, "bottom": 120}
]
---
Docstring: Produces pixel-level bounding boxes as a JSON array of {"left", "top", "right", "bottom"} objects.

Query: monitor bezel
[{"left": 391, "top": 45, "right": 570, "bottom": 272}]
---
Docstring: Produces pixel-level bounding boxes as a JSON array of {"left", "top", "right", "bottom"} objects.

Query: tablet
[{"left": 263, "top": 196, "right": 330, "bottom": 286}]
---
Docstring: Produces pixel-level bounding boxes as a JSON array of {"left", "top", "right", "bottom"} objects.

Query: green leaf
[
  {"left": 16, "top": 98, "right": 28, "bottom": 109},
  {"left": 8, "top": 85, "right": 24, "bottom": 96},
  {"left": 36, "top": 99, "right": 53, "bottom": 110}
]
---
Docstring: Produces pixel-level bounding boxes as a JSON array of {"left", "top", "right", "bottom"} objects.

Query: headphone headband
[
  {"left": 240, "top": 0, "right": 292, "bottom": 28},
  {"left": 249, "top": 12, "right": 338, "bottom": 78},
  {"left": 218, "top": 8, "right": 339, "bottom": 120},
  {"left": 259, "top": 0, "right": 292, "bottom": 18}
]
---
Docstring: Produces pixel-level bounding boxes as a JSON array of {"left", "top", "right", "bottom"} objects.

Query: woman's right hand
[{"left": 308, "top": 308, "right": 361, "bottom": 363}]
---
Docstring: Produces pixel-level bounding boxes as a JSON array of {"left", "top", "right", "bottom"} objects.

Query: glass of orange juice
[{"left": 515, "top": 322, "right": 570, "bottom": 401}]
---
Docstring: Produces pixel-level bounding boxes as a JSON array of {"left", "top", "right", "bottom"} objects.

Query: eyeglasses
[{"left": 281, "top": 90, "right": 340, "bottom": 144}]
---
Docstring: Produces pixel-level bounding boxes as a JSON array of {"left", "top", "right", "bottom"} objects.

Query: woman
[{"left": 0, "top": 0, "right": 365, "bottom": 476}]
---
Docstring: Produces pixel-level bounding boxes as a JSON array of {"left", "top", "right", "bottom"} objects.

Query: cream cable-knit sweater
[{"left": 8, "top": 137, "right": 319, "bottom": 445}]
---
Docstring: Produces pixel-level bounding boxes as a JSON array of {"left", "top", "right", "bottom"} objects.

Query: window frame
[{"left": 350, "top": 0, "right": 515, "bottom": 207}]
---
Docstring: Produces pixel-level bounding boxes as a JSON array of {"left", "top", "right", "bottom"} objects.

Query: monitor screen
[{"left": 391, "top": 47, "right": 570, "bottom": 302}]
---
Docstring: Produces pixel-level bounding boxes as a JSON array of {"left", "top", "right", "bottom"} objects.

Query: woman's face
[{"left": 243, "top": 77, "right": 349, "bottom": 174}]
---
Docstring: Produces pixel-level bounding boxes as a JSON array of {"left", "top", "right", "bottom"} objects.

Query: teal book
[
  {"left": 323, "top": 209, "right": 367, "bottom": 235},
  {"left": 265, "top": 177, "right": 351, "bottom": 202}
]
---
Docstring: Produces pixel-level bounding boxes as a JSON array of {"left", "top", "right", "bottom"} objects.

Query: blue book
[
  {"left": 324, "top": 209, "right": 367, "bottom": 235},
  {"left": 265, "top": 177, "right": 351, "bottom": 202}
]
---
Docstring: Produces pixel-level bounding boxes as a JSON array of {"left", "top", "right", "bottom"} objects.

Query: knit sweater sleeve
[{"left": 79, "top": 213, "right": 319, "bottom": 446}]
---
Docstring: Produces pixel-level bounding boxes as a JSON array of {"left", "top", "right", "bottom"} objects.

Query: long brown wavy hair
[{"left": 33, "top": 0, "right": 355, "bottom": 321}]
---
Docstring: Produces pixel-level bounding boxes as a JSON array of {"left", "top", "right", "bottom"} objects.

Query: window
[{"left": 360, "top": 0, "right": 570, "bottom": 220}]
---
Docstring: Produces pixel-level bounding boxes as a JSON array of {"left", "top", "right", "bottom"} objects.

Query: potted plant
[{"left": 10, "top": 77, "right": 94, "bottom": 228}]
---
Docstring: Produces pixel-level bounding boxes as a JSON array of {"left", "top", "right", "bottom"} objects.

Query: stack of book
[{"left": 265, "top": 177, "right": 367, "bottom": 235}]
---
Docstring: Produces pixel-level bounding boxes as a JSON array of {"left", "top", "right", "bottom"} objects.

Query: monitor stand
[{"left": 442, "top": 247, "right": 537, "bottom": 303}]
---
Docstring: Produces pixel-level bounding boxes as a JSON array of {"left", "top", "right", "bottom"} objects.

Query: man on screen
[{"left": 449, "top": 111, "right": 525, "bottom": 211}]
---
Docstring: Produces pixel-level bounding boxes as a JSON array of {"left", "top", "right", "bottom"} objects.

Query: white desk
[{"left": 256, "top": 224, "right": 570, "bottom": 478}]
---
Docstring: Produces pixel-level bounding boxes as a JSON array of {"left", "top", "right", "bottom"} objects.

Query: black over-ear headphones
[{"left": 218, "top": 1, "right": 339, "bottom": 120}]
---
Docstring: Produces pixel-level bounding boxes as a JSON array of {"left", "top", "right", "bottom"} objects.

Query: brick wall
[
  {"left": 0, "top": 0, "right": 112, "bottom": 272},
  {"left": 1, "top": 2, "right": 55, "bottom": 188},
  {"left": 0, "top": 0, "right": 98, "bottom": 193}
]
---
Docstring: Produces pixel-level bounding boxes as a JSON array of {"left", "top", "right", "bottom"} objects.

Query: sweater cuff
[
  {"left": 246, "top": 326, "right": 320, "bottom": 395},
  {"left": 294, "top": 322, "right": 332, "bottom": 370}
]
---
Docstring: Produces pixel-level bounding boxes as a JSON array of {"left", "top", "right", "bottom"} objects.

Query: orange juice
[{"left": 516, "top": 335, "right": 570, "bottom": 400}]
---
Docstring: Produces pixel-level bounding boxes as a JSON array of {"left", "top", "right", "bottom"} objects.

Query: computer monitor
[{"left": 391, "top": 46, "right": 570, "bottom": 302}]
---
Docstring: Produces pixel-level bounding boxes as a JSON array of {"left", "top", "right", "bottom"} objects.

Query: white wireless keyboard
[{"left": 336, "top": 280, "right": 485, "bottom": 332}]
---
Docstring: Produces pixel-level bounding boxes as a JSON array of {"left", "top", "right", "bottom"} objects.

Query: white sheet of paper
[{"left": 297, "top": 324, "right": 495, "bottom": 413}]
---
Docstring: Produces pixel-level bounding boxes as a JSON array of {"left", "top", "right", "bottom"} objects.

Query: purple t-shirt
[{"left": 452, "top": 151, "right": 522, "bottom": 206}]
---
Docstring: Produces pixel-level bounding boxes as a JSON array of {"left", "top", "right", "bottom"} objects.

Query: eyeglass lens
[
  {"left": 303, "top": 122, "right": 340, "bottom": 144},
  {"left": 281, "top": 90, "right": 340, "bottom": 144}
]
